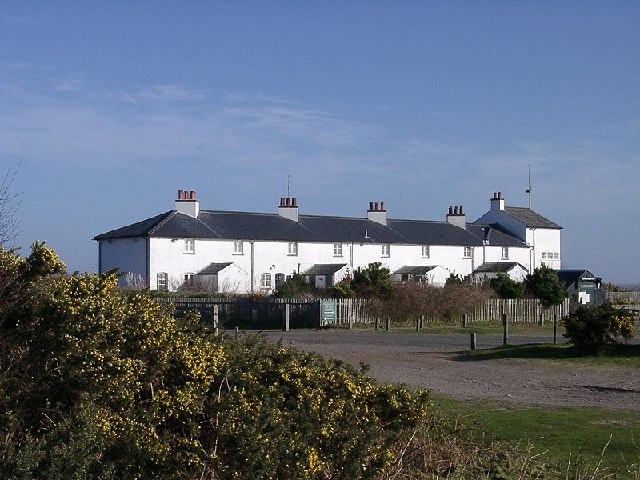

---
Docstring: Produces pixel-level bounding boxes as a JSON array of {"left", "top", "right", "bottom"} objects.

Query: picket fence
[{"left": 158, "top": 295, "right": 571, "bottom": 327}]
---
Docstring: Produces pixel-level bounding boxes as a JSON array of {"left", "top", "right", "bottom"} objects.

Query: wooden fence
[{"left": 157, "top": 295, "right": 571, "bottom": 328}]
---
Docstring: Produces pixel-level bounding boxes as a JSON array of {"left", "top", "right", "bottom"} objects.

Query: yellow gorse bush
[{"left": 1, "top": 243, "right": 430, "bottom": 480}]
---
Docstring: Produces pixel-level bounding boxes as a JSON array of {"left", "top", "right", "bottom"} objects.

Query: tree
[
  {"left": 489, "top": 272, "right": 525, "bottom": 299},
  {"left": 563, "top": 302, "right": 634, "bottom": 349},
  {"left": 0, "top": 162, "right": 21, "bottom": 249},
  {"left": 272, "top": 272, "right": 312, "bottom": 298},
  {"left": 526, "top": 265, "right": 567, "bottom": 308},
  {"left": 351, "top": 262, "right": 395, "bottom": 299}
]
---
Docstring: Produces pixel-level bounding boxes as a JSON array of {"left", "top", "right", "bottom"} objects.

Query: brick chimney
[
  {"left": 490, "top": 191, "right": 505, "bottom": 211},
  {"left": 367, "top": 201, "right": 387, "bottom": 226},
  {"left": 446, "top": 205, "right": 466, "bottom": 229},
  {"left": 175, "top": 189, "right": 199, "bottom": 218},
  {"left": 278, "top": 197, "right": 299, "bottom": 222}
]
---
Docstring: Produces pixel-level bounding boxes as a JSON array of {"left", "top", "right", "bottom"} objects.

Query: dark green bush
[{"left": 563, "top": 302, "right": 635, "bottom": 348}]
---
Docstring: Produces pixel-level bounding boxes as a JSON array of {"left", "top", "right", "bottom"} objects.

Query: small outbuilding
[{"left": 557, "top": 269, "right": 604, "bottom": 306}]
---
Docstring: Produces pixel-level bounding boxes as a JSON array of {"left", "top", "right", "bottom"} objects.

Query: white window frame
[
  {"left": 381, "top": 243, "right": 390, "bottom": 257},
  {"left": 157, "top": 272, "right": 168, "bottom": 291},
  {"left": 333, "top": 243, "right": 343, "bottom": 256},
  {"left": 288, "top": 241, "right": 298, "bottom": 256},
  {"left": 184, "top": 238, "right": 195, "bottom": 254},
  {"left": 463, "top": 246, "right": 472, "bottom": 259},
  {"left": 260, "top": 273, "right": 272, "bottom": 289},
  {"left": 501, "top": 246, "right": 509, "bottom": 260},
  {"left": 421, "top": 245, "right": 430, "bottom": 258},
  {"left": 184, "top": 273, "right": 195, "bottom": 288},
  {"left": 233, "top": 240, "right": 244, "bottom": 255}
]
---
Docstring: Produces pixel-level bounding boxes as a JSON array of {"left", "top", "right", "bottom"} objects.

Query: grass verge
[
  {"left": 430, "top": 394, "right": 640, "bottom": 478},
  {"left": 461, "top": 343, "right": 640, "bottom": 367}
]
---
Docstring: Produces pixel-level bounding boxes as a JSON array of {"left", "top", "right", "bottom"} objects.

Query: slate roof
[
  {"left": 198, "top": 262, "right": 233, "bottom": 275},
  {"left": 474, "top": 262, "right": 527, "bottom": 273},
  {"left": 556, "top": 269, "right": 596, "bottom": 288},
  {"left": 393, "top": 266, "right": 439, "bottom": 275},
  {"left": 95, "top": 209, "right": 528, "bottom": 247},
  {"left": 504, "top": 207, "right": 562, "bottom": 229},
  {"left": 304, "top": 264, "right": 348, "bottom": 275}
]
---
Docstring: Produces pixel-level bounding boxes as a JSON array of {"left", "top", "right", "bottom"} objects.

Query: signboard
[{"left": 320, "top": 300, "right": 337, "bottom": 325}]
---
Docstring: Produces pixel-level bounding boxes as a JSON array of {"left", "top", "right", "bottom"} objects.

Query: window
[
  {"left": 233, "top": 240, "right": 243, "bottom": 254},
  {"left": 184, "top": 238, "right": 195, "bottom": 254},
  {"left": 288, "top": 242, "right": 298, "bottom": 256},
  {"left": 381, "top": 243, "right": 390, "bottom": 257},
  {"left": 554, "top": 252, "right": 560, "bottom": 260},
  {"left": 542, "top": 252, "right": 547, "bottom": 259},
  {"left": 275, "top": 273, "right": 286, "bottom": 288},
  {"left": 501, "top": 247, "right": 509, "bottom": 260},
  {"left": 463, "top": 246, "right": 472, "bottom": 258},
  {"left": 260, "top": 273, "right": 272, "bottom": 289},
  {"left": 157, "top": 272, "right": 168, "bottom": 291},
  {"left": 421, "top": 245, "right": 430, "bottom": 258},
  {"left": 333, "top": 243, "right": 343, "bottom": 256},
  {"left": 184, "top": 273, "right": 194, "bottom": 288}
]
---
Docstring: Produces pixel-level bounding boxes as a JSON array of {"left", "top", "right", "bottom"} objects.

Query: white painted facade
[{"left": 96, "top": 190, "right": 562, "bottom": 293}]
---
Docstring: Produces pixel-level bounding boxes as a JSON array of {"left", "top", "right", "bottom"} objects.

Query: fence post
[
  {"left": 502, "top": 313, "right": 508, "bottom": 346},
  {"left": 375, "top": 318, "right": 379, "bottom": 330},
  {"left": 284, "top": 303, "right": 290, "bottom": 332},
  {"left": 212, "top": 305, "right": 219, "bottom": 335},
  {"left": 420, "top": 314, "right": 424, "bottom": 329},
  {"left": 553, "top": 314, "right": 557, "bottom": 344},
  {"left": 539, "top": 313, "right": 544, "bottom": 326},
  {"left": 415, "top": 317, "right": 420, "bottom": 332},
  {"left": 385, "top": 317, "right": 390, "bottom": 332},
  {"left": 462, "top": 313, "right": 468, "bottom": 328},
  {"left": 470, "top": 332, "right": 476, "bottom": 350}
]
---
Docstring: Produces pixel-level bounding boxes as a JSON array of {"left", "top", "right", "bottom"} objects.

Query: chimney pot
[
  {"left": 498, "top": 191, "right": 503, "bottom": 199},
  {"left": 292, "top": 197, "right": 298, "bottom": 207},
  {"left": 190, "top": 191, "right": 196, "bottom": 200},
  {"left": 369, "top": 202, "right": 374, "bottom": 211},
  {"left": 178, "top": 189, "right": 184, "bottom": 199},
  {"left": 380, "top": 201, "right": 385, "bottom": 211}
]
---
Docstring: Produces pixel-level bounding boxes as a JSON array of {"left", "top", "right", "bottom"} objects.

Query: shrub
[{"left": 563, "top": 301, "right": 635, "bottom": 348}]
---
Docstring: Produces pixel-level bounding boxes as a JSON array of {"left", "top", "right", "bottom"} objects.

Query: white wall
[
  {"left": 101, "top": 235, "right": 536, "bottom": 293},
  {"left": 527, "top": 228, "right": 561, "bottom": 271}
]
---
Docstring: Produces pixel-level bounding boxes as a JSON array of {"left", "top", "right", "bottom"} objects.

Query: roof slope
[
  {"left": 95, "top": 209, "right": 528, "bottom": 247},
  {"left": 504, "top": 207, "right": 562, "bottom": 229},
  {"left": 474, "top": 262, "right": 527, "bottom": 273}
]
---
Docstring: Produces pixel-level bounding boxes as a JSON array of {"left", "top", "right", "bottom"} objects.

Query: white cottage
[{"left": 94, "top": 190, "right": 561, "bottom": 293}]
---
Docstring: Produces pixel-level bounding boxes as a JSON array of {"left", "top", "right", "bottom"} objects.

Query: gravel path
[{"left": 262, "top": 330, "right": 640, "bottom": 410}]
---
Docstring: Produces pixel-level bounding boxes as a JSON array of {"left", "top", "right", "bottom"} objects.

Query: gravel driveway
[{"left": 262, "top": 330, "right": 640, "bottom": 411}]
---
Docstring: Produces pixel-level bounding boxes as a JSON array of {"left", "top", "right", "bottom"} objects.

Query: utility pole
[{"left": 526, "top": 163, "right": 532, "bottom": 209}]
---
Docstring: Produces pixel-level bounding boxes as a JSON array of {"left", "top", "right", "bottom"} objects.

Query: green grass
[
  {"left": 431, "top": 395, "right": 640, "bottom": 476},
  {"left": 346, "top": 320, "right": 558, "bottom": 336},
  {"left": 461, "top": 343, "right": 640, "bottom": 367}
]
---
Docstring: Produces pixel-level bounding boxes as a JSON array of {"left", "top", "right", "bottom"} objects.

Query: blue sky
[{"left": 1, "top": 2, "right": 639, "bottom": 284}]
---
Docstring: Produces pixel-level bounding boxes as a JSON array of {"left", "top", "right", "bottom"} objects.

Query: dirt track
[{"left": 263, "top": 330, "right": 640, "bottom": 411}]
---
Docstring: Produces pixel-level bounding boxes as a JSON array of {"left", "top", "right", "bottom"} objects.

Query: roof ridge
[{"left": 148, "top": 210, "right": 178, "bottom": 235}]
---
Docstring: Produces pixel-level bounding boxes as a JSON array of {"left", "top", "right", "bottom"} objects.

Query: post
[
  {"left": 470, "top": 332, "right": 476, "bottom": 350},
  {"left": 415, "top": 317, "right": 420, "bottom": 332},
  {"left": 375, "top": 318, "right": 379, "bottom": 330},
  {"left": 502, "top": 313, "right": 508, "bottom": 346},
  {"left": 462, "top": 313, "right": 468, "bottom": 328},
  {"left": 539, "top": 313, "right": 544, "bottom": 326},
  {"left": 420, "top": 314, "right": 424, "bottom": 329},
  {"left": 212, "top": 305, "right": 219, "bottom": 335},
  {"left": 284, "top": 303, "right": 290, "bottom": 332},
  {"left": 349, "top": 314, "right": 353, "bottom": 330},
  {"left": 385, "top": 317, "right": 390, "bottom": 332},
  {"left": 553, "top": 314, "right": 557, "bottom": 344}
]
